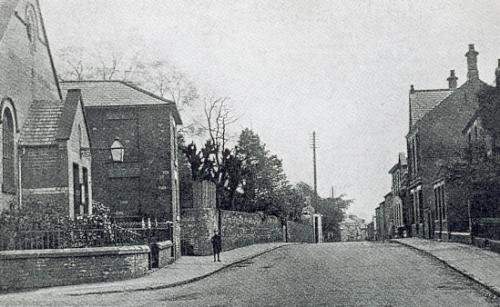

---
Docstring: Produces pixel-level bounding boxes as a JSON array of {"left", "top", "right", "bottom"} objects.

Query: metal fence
[{"left": 0, "top": 224, "right": 173, "bottom": 251}]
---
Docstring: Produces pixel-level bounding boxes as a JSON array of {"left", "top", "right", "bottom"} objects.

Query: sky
[{"left": 41, "top": 0, "right": 500, "bottom": 220}]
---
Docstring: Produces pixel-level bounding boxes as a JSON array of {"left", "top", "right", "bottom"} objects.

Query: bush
[{"left": 0, "top": 200, "right": 123, "bottom": 249}]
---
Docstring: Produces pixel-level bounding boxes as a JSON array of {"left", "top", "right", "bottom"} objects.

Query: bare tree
[
  {"left": 201, "top": 96, "right": 238, "bottom": 154},
  {"left": 56, "top": 46, "right": 91, "bottom": 81},
  {"left": 56, "top": 43, "right": 137, "bottom": 81},
  {"left": 132, "top": 59, "right": 199, "bottom": 106}
]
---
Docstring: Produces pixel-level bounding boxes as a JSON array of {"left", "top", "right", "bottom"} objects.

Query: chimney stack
[
  {"left": 447, "top": 70, "right": 458, "bottom": 89},
  {"left": 465, "top": 44, "right": 479, "bottom": 80},
  {"left": 496, "top": 59, "right": 500, "bottom": 88}
]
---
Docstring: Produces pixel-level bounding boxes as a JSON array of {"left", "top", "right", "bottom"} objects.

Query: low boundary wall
[
  {"left": 155, "top": 241, "right": 174, "bottom": 268},
  {"left": 0, "top": 245, "right": 150, "bottom": 291},
  {"left": 287, "top": 221, "right": 314, "bottom": 243},
  {"left": 220, "top": 210, "right": 284, "bottom": 251}
]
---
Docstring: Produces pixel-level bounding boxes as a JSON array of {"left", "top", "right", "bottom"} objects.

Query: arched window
[
  {"left": 25, "top": 5, "right": 38, "bottom": 49},
  {"left": 2, "top": 108, "right": 15, "bottom": 194}
]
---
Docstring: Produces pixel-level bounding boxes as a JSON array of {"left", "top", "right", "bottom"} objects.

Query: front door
[{"left": 427, "top": 210, "right": 434, "bottom": 239}]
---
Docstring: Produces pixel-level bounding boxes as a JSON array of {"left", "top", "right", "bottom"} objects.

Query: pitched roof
[
  {"left": 0, "top": 0, "right": 19, "bottom": 43},
  {"left": 19, "top": 90, "right": 86, "bottom": 146},
  {"left": 56, "top": 89, "right": 84, "bottom": 141},
  {"left": 465, "top": 85, "right": 500, "bottom": 135},
  {"left": 60, "top": 80, "right": 182, "bottom": 124},
  {"left": 19, "top": 100, "right": 64, "bottom": 146},
  {"left": 409, "top": 89, "right": 454, "bottom": 127}
]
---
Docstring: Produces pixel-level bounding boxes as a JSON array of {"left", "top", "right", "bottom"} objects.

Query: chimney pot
[
  {"left": 447, "top": 70, "right": 458, "bottom": 89},
  {"left": 465, "top": 44, "right": 479, "bottom": 80}
]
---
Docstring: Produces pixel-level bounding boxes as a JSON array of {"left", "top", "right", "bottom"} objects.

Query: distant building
[
  {"left": 375, "top": 205, "right": 383, "bottom": 240},
  {"left": 340, "top": 214, "right": 367, "bottom": 242},
  {"left": 388, "top": 153, "right": 410, "bottom": 237}
]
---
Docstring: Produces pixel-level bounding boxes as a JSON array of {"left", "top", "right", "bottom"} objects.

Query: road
[{"left": 1, "top": 242, "right": 499, "bottom": 306}]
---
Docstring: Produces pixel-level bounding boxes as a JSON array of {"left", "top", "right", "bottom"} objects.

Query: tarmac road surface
[{"left": 1, "top": 242, "right": 499, "bottom": 306}]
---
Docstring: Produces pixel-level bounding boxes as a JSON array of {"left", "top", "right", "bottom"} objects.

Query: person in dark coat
[{"left": 211, "top": 230, "right": 222, "bottom": 262}]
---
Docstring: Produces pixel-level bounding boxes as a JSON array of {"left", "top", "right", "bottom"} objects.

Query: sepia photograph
[{"left": 0, "top": 0, "right": 500, "bottom": 306}]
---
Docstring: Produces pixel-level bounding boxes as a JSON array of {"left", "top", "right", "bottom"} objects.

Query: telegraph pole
[{"left": 311, "top": 131, "right": 318, "bottom": 207}]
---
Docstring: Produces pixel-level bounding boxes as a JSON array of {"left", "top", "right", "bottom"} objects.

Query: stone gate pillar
[{"left": 180, "top": 181, "right": 218, "bottom": 255}]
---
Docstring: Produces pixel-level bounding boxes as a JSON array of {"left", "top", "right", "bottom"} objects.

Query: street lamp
[
  {"left": 110, "top": 137, "right": 125, "bottom": 163},
  {"left": 80, "top": 137, "right": 124, "bottom": 163}
]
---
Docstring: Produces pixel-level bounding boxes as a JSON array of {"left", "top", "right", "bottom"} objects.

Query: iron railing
[{"left": 0, "top": 223, "right": 173, "bottom": 251}]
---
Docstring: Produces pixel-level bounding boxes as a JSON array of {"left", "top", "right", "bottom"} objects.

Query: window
[
  {"left": 418, "top": 188, "right": 423, "bottom": 223},
  {"left": 82, "top": 167, "right": 89, "bottom": 215},
  {"left": 408, "top": 134, "right": 420, "bottom": 176},
  {"left": 25, "top": 5, "right": 38, "bottom": 49},
  {"left": 2, "top": 109, "right": 15, "bottom": 194},
  {"left": 434, "top": 183, "right": 446, "bottom": 223},
  {"left": 73, "top": 164, "right": 81, "bottom": 217}
]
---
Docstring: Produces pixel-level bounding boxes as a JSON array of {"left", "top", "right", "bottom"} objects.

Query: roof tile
[
  {"left": 409, "top": 89, "right": 453, "bottom": 127},
  {"left": 19, "top": 100, "right": 64, "bottom": 146}
]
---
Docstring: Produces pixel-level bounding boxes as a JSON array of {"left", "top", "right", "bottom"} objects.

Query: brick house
[
  {"left": 461, "top": 61, "right": 500, "bottom": 241},
  {"left": 60, "top": 80, "right": 182, "bottom": 256},
  {"left": 0, "top": 0, "right": 94, "bottom": 215},
  {"left": 19, "top": 89, "right": 92, "bottom": 218},
  {"left": 383, "top": 192, "right": 393, "bottom": 239},
  {"left": 406, "top": 44, "right": 489, "bottom": 240},
  {"left": 388, "top": 152, "right": 410, "bottom": 237},
  {"left": 375, "top": 200, "right": 389, "bottom": 240}
]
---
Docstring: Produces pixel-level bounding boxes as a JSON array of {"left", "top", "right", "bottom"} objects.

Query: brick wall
[
  {"left": 85, "top": 106, "right": 174, "bottom": 220},
  {"left": 0, "top": 0, "right": 60, "bottom": 211},
  {"left": 21, "top": 146, "right": 64, "bottom": 189},
  {"left": 0, "top": 245, "right": 150, "bottom": 291},
  {"left": 286, "top": 221, "right": 314, "bottom": 243}
]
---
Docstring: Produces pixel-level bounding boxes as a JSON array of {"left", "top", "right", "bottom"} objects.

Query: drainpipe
[{"left": 467, "top": 198, "right": 473, "bottom": 242}]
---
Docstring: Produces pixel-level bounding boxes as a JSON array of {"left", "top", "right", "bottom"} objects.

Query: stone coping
[
  {"left": 155, "top": 240, "right": 173, "bottom": 249},
  {"left": 0, "top": 245, "right": 150, "bottom": 260}
]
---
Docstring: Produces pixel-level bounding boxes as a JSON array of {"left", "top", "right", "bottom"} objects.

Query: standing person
[{"left": 211, "top": 230, "right": 222, "bottom": 262}]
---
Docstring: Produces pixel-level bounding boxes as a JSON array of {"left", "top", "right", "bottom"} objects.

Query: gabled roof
[
  {"left": 408, "top": 79, "right": 489, "bottom": 137},
  {"left": 464, "top": 85, "right": 500, "bottom": 135},
  {"left": 19, "top": 90, "right": 87, "bottom": 146},
  {"left": 56, "top": 89, "right": 86, "bottom": 141},
  {"left": 409, "top": 88, "right": 454, "bottom": 127},
  {"left": 388, "top": 152, "right": 407, "bottom": 174},
  {"left": 0, "top": 0, "right": 19, "bottom": 43},
  {"left": 60, "top": 80, "right": 182, "bottom": 124},
  {"left": 19, "top": 100, "right": 64, "bottom": 146}
]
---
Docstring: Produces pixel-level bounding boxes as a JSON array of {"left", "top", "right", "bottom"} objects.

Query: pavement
[
  {"left": 392, "top": 237, "right": 500, "bottom": 296},
  {"left": 4, "top": 242, "right": 291, "bottom": 297}
]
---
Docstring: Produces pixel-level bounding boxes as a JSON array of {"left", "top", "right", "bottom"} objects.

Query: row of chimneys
[{"left": 412, "top": 44, "right": 500, "bottom": 92}]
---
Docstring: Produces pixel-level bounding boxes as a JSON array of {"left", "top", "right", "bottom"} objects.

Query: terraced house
[{"left": 406, "top": 44, "right": 489, "bottom": 241}]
